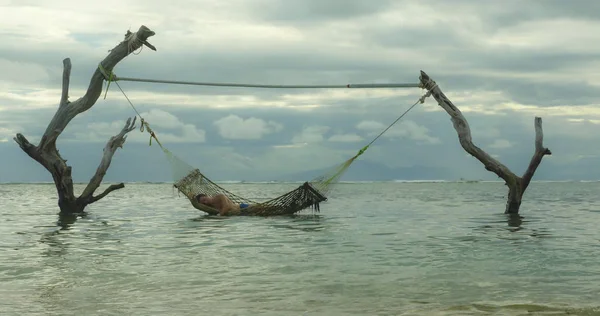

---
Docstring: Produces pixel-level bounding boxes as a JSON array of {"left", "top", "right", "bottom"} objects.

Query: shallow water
[{"left": 1, "top": 182, "right": 600, "bottom": 315}]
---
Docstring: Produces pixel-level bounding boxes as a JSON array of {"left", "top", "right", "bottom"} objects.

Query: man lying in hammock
[{"left": 195, "top": 193, "right": 251, "bottom": 216}]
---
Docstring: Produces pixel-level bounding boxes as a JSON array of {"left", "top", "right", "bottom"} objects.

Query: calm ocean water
[{"left": 1, "top": 181, "right": 599, "bottom": 315}]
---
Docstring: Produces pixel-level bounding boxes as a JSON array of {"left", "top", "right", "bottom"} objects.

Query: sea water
[{"left": 1, "top": 182, "right": 599, "bottom": 315}]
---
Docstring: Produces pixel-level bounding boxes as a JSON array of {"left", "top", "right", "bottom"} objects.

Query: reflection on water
[
  {"left": 189, "top": 215, "right": 226, "bottom": 222},
  {"left": 438, "top": 302, "right": 600, "bottom": 315},
  {"left": 466, "top": 212, "right": 556, "bottom": 242},
  {"left": 506, "top": 213, "right": 523, "bottom": 230},
  {"left": 56, "top": 212, "right": 84, "bottom": 230},
  {"left": 1, "top": 182, "right": 600, "bottom": 315},
  {"left": 269, "top": 214, "right": 326, "bottom": 232},
  {"left": 39, "top": 230, "right": 68, "bottom": 258}
]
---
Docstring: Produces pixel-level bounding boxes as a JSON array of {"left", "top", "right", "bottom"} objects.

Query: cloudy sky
[{"left": 1, "top": 0, "right": 599, "bottom": 183}]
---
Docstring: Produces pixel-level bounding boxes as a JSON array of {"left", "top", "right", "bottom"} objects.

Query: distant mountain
[
  {"left": 274, "top": 159, "right": 454, "bottom": 182},
  {"left": 2, "top": 142, "right": 596, "bottom": 183},
  {"left": 544, "top": 156, "right": 600, "bottom": 181}
]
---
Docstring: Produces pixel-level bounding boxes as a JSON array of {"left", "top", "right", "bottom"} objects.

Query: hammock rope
[{"left": 98, "top": 63, "right": 432, "bottom": 216}]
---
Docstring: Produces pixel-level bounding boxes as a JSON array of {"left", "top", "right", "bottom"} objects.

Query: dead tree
[
  {"left": 419, "top": 71, "right": 551, "bottom": 214},
  {"left": 13, "top": 25, "right": 156, "bottom": 214}
]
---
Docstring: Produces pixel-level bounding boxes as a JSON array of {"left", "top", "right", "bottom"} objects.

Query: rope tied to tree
[
  {"left": 98, "top": 56, "right": 437, "bottom": 200},
  {"left": 98, "top": 59, "right": 437, "bottom": 214},
  {"left": 99, "top": 61, "right": 434, "bottom": 162},
  {"left": 125, "top": 30, "right": 144, "bottom": 55},
  {"left": 97, "top": 61, "right": 431, "bottom": 155},
  {"left": 96, "top": 63, "right": 420, "bottom": 89},
  {"left": 98, "top": 62, "right": 163, "bottom": 148},
  {"left": 351, "top": 86, "right": 435, "bottom": 156},
  {"left": 307, "top": 87, "right": 435, "bottom": 192}
]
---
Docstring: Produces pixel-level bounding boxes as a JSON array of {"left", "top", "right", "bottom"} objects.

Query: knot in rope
[
  {"left": 418, "top": 82, "right": 437, "bottom": 104},
  {"left": 141, "top": 120, "right": 161, "bottom": 147},
  {"left": 139, "top": 119, "right": 157, "bottom": 146},
  {"left": 419, "top": 90, "right": 432, "bottom": 104},
  {"left": 356, "top": 145, "right": 369, "bottom": 157},
  {"left": 422, "top": 79, "right": 438, "bottom": 92},
  {"left": 125, "top": 30, "right": 144, "bottom": 55},
  {"left": 98, "top": 63, "right": 118, "bottom": 99}
]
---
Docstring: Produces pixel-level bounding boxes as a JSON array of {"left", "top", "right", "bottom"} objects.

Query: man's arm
[
  {"left": 189, "top": 198, "right": 219, "bottom": 216},
  {"left": 215, "top": 195, "right": 232, "bottom": 215},
  {"left": 215, "top": 194, "right": 240, "bottom": 216}
]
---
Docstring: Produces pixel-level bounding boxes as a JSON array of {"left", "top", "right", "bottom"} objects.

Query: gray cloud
[
  {"left": 248, "top": 0, "right": 395, "bottom": 23},
  {"left": 3, "top": 95, "right": 595, "bottom": 181},
  {"left": 1, "top": 0, "right": 599, "bottom": 182}
]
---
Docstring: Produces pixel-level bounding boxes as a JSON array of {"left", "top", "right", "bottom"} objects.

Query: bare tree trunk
[
  {"left": 419, "top": 71, "right": 552, "bottom": 214},
  {"left": 13, "top": 25, "right": 156, "bottom": 214}
]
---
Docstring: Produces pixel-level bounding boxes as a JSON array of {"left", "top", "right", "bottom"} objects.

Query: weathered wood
[
  {"left": 79, "top": 117, "right": 137, "bottom": 203},
  {"left": 521, "top": 117, "right": 552, "bottom": 192},
  {"left": 13, "top": 25, "right": 156, "bottom": 214},
  {"left": 419, "top": 70, "right": 551, "bottom": 214},
  {"left": 60, "top": 58, "right": 71, "bottom": 106}
]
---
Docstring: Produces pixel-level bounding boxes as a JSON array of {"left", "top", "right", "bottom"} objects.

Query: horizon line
[{"left": 1, "top": 179, "right": 598, "bottom": 185}]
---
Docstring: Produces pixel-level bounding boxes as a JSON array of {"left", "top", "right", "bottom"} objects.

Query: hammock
[
  {"left": 148, "top": 97, "right": 423, "bottom": 216},
  {"left": 99, "top": 65, "right": 431, "bottom": 216},
  {"left": 175, "top": 170, "right": 327, "bottom": 216},
  {"left": 161, "top": 139, "right": 365, "bottom": 216}
]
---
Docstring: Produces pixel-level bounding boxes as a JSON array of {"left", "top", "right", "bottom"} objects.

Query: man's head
[{"left": 195, "top": 193, "right": 210, "bottom": 204}]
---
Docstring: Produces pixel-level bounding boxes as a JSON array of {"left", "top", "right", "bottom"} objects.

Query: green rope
[
  {"left": 356, "top": 145, "right": 369, "bottom": 157},
  {"left": 316, "top": 89, "right": 431, "bottom": 187},
  {"left": 97, "top": 62, "right": 431, "bottom": 194},
  {"left": 98, "top": 63, "right": 114, "bottom": 100},
  {"left": 97, "top": 62, "right": 427, "bottom": 156},
  {"left": 98, "top": 63, "right": 164, "bottom": 149},
  {"left": 346, "top": 92, "right": 429, "bottom": 160},
  {"left": 362, "top": 95, "right": 425, "bottom": 152}
]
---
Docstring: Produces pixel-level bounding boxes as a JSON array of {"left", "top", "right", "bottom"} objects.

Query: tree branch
[
  {"left": 60, "top": 58, "right": 71, "bottom": 106},
  {"left": 13, "top": 25, "right": 156, "bottom": 215},
  {"left": 90, "top": 183, "right": 126, "bottom": 204},
  {"left": 520, "top": 117, "right": 552, "bottom": 192},
  {"left": 80, "top": 117, "right": 137, "bottom": 202},
  {"left": 419, "top": 70, "right": 551, "bottom": 214},
  {"left": 419, "top": 70, "right": 519, "bottom": 186},
  {"left": 13, "top": 133, "right": 38, "bottom": 160},
  {"left": 38, "top": 25, "right": 155, "bottom": 151}
]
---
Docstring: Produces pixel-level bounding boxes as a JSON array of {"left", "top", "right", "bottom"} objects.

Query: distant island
[{"left": 269, "top": 160, "right": 470, "bottom": 182}]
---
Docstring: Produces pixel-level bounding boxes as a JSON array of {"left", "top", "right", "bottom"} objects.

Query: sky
[{"left": 1, "top": 0, "right": 600, "bottom": 183}]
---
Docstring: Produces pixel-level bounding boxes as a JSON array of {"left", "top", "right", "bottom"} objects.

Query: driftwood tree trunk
[
  {"left": 13, "top": 25, "right": 156, "bottom": 214},
  {"left": 419, "top": 71, "right": 552, "bottom": 214}
]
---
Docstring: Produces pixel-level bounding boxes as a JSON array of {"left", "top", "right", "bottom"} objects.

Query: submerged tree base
[
  {"left": 15, "top": 116, "right": 136, "bottom": 215},
  {"left": 13, "top": 25, "right": 156, "bottom": 215}
]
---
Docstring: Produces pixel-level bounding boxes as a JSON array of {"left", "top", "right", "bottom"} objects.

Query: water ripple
[{"left": 1, "top": 182, "right": 600, "bottom": 315}]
